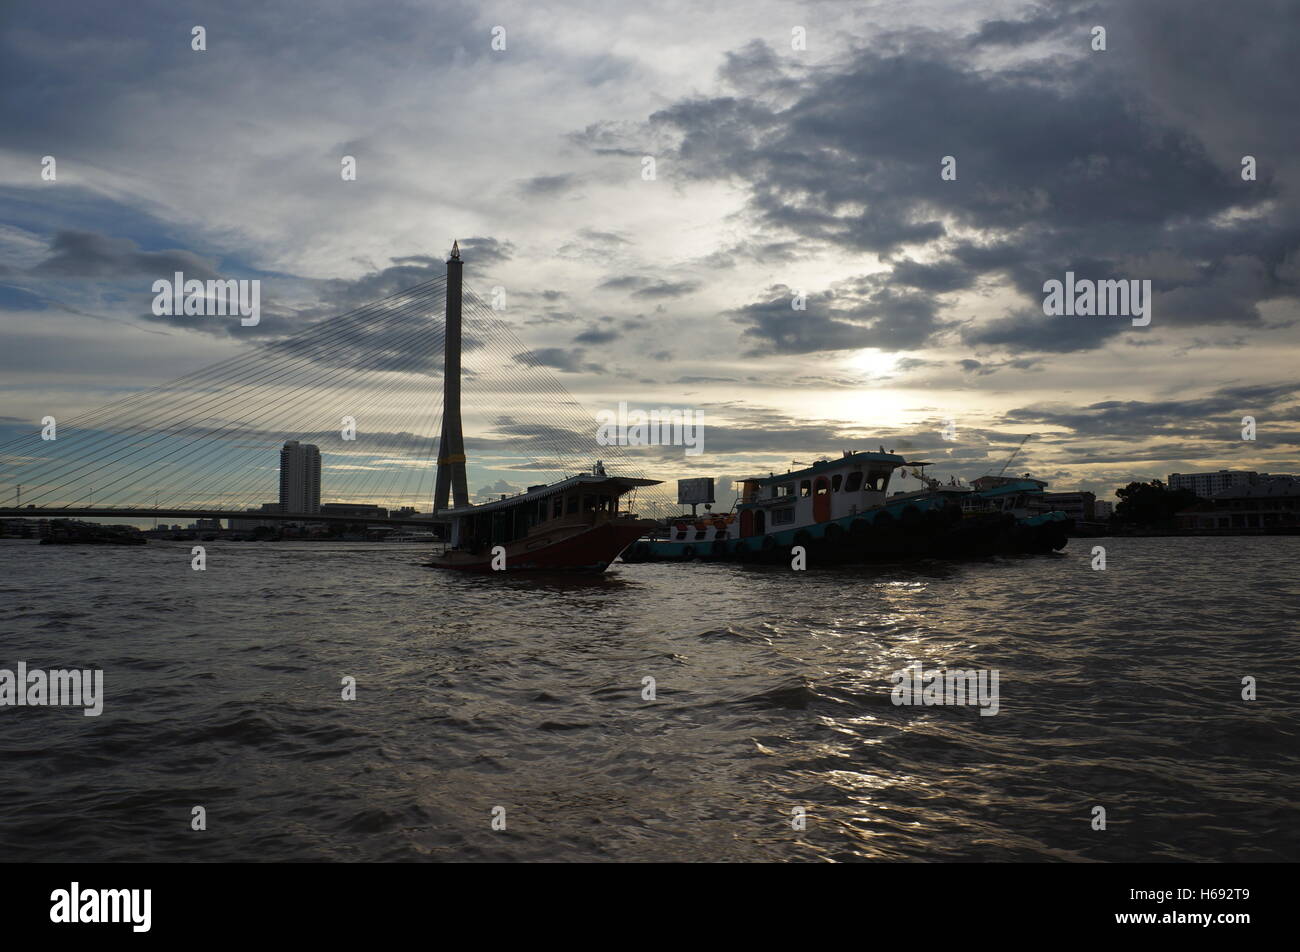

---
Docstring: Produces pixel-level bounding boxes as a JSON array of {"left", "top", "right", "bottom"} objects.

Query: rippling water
[{"left": 1, "top": 536, "right": 1296, "bottom": 862}]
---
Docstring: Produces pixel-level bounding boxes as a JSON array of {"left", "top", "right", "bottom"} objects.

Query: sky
[{"left": 1, "top": 0, "right": 1298, "bottom": 513}]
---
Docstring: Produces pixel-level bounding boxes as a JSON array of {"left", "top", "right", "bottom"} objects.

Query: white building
[
  {"left": 1038, "top": 490, "right": 1095, "bottom": 522},
  {"left": 279, "top": 441, "right": 321, "bottom": 514},
  {"left": 1167, "top": 470, "right": 1257, "bottom": 498}
]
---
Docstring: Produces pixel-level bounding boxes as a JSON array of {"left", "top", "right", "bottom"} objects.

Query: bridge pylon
[{"left": 433, "top": 241, "right": 469, "bottom": 512}]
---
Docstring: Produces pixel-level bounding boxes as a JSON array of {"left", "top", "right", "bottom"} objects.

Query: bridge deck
[{"left": 0, "top": 508, "right": 448, "bottom": 528}]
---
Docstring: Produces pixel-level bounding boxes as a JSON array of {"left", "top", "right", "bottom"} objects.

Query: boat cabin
[
  {"left": 734, "top": 450, "right": 908, "bottom": 538},
  {"left": 961, "top": 477, "right": 1050, "bottom": 519},
  {"left": 439, "top": 472, "right": 658, "bottom": 554}
]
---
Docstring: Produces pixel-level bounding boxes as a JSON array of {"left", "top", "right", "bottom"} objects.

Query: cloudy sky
[{"left": 2, "top": 0, "right": 1298, "bottom": 510}]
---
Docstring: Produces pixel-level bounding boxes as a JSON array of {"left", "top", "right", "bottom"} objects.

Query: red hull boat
[
  {"left": 428, "top": 470, "right": 659, "bottom": 573},
  {"left": 425, "top": 244, "right": 661, "bottom": 573}
]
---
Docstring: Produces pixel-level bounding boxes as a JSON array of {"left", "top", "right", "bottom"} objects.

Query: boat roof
[
  {"left": 977, "top": 479, "right": 1048, "bottom": 497},
  {"left": 748, "top": 450, "right": 908, "bottom": 485},
  {"left": 437, "top": 473, "right": 660, "bottom": 517}
]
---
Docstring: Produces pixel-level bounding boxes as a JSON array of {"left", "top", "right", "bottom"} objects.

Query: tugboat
[
  {"left": 430, "top": 463, "right": 659, "bottom": 572},
  {"left": 621, "top": 450, "right": 1068, "bottom": 564},
  {"left": 423, "top": 243, "right": 661, "bottom": 573}
]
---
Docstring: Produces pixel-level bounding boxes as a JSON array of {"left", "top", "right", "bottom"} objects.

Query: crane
[{"left": 997, "top": 433, "right": 1035, "bottom": 477}]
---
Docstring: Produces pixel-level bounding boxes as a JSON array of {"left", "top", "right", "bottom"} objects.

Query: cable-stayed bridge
[{"left": 0, "top": 248, "right": 669, "bottom": 530}]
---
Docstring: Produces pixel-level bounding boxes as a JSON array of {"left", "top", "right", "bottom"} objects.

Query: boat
[
  {"left": 621, "top": 450, "right": 1068, "bottom": 564},
  {"left": 423, "top": 243, "right": 663, "bottom": 573},
  {"left": 428, "top": 463, "right": 660, "bottom": 572},
  {"left": 384, "top": 529, "right": 439, "bottom": 543}
]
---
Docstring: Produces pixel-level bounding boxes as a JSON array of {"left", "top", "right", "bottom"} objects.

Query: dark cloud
[
  {"left": 517, "top": 173, "right": 578, "bottom": 197},
  {"left": 730, "top": 280, "right": 943, "bottom": 355},
  {"left": 574, "top": 326, "right": 620, "bottom": 345},
  {"left": 455, "top": 236, "right": 515, "bottom": 267},
  {"left": 597, "top": 275, "right": 644, "bottom": 291},
  {"left": 512, "top": 347, "right": 599, "bottom": 373},
  {"left": 31, "top": 230, "right": 222, "bottom": 280},
  {"left": 889, "top": 258, "right": 975, "bottom": 293},
  {"left": 894, "top": 357, "right": 934, "bottom": 371},
  {"left": 597, "top": 274, "right": 701, "bottom": 299},
  {"left": 1001, "top": 382, "right": 1300, "bottom": 446},
  {"left": 957, "top": 356, "right": 1045, "bottom": 376},
  {"left": 585, "top": 2, "right": 1300, "bottom": 356},
  {"left": 556, "top": 228, "right": 634, "bottom": 263},
  {"left": 968, "top": 5, "right": 1096, "bottom": 47},
  {"left": 632, "top": 279, "right": 700, "bottom": 299}
]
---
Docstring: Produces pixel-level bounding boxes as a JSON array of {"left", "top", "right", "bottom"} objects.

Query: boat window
[
  {"left": 552, "top": 496, "right": 563, "bottom": 518},
  {"left": 831, "top": 474, "right": 843, "bottom": 492},
  {"left": 566, "top": 494, "right": 578, "bottom": 514},
  {"left": 845, "top": 472, "right": 864, "bottom": 492},
  {"left": 776, "top": 483, "right": 794, "bottom": 497},
  {"left": 800, "top": 480, "right": 811, "bottom": 497},
  {"left": 694, "top": 530, "right": 707, "bottom": 540},
  {"left": 815, "top": 478, "right": 830, "bottom": 496},
  {"left": 772, "top": 507, "right": 796, "bottom": 526}
]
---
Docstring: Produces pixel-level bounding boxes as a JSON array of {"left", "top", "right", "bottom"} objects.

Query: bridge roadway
[{"left": 0, "top": 507, "right": 448, "bottom": 528}]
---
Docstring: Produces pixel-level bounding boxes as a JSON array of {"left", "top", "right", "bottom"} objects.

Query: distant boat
[
  {"left": 384, "top": 530, "right": 438, "bottom": 543},
  {"left": 622, "top": 451, "right": 1067, "bottom": 564},
  {"left": 428, "top": 464, "right": 660, "bottom": 572}
]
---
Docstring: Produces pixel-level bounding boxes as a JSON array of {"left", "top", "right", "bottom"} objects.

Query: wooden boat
[
  {"left": 425, "top": 244, "right": 661, "bottom": 573},
  {"left": 428, "top": 465, "right": 659, "bottom": 572}
]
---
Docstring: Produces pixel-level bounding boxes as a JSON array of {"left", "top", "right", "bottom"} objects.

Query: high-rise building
[
  {"left": 1167, "top": 471, "right": 1257, "bottom": 497},
  {"left": 279, "top": 441, "right": 321, "bottom": 514}
]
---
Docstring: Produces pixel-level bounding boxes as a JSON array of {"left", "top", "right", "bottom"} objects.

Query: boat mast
[{"left": 434, "top": 241, "right": 469, "bottom": 511}]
